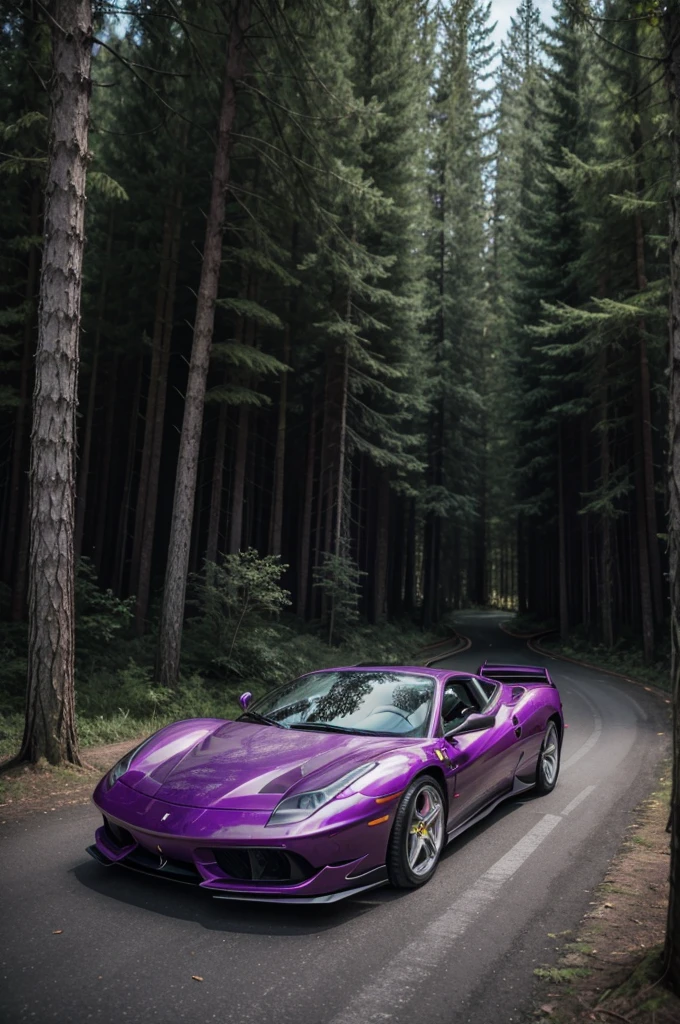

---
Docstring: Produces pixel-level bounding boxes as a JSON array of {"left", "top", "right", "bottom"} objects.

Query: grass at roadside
[
  {"left": 527, "top": 768, "right": 679, "bottom": 1024},
  {"left": 499, "top": 613, "right": 671, "bottom": 693},
  {"left": 538, "top": 633, "right": 671, "bottom": 693}
]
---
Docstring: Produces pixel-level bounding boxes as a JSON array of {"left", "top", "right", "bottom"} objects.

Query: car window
[
  {"left": 441, "top": 677, "right": 482, "bottom": 732},
  {"left": 249, "top": 670, "right": 436, "bottom": 737}
]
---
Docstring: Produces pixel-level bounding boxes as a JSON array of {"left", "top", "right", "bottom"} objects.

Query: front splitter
[{"left": 87, "top": 844, "right": 388, "bottom": 903}]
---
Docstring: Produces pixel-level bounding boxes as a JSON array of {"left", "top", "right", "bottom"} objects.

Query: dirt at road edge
[{"left": 527, "top": 767, "right": 679, "bottom": 1024}]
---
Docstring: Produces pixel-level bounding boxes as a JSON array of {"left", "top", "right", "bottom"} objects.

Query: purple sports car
[{"left": 88, "top": 663, "right": 563, "bottom": 904}]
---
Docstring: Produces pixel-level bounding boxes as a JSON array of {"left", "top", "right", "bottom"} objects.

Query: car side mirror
[
  {"left": 239, "top": 691, "right": 253, "bottom": 710},
  {"left": 445, "top": 713, "right": 496, "bottom": 738}
]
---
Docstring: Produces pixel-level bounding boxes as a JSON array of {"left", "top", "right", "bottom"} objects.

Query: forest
[
  {"left": 1, "top": 0, "right": 680, "bottom": 997},
  {"left": 1, "top": 0, "right": 670, "bottom": 711}
]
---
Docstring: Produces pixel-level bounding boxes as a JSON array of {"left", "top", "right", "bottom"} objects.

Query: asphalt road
[{"left": 0, "top": 611, "right": 670, "bottom": 1024}]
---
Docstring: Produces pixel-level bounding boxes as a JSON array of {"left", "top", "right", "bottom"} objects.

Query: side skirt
[{"left": 446, "top": 776, "right": 535, "bottom": 845}]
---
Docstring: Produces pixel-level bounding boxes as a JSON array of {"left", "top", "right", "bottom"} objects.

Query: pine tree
[{"left": 20, "top": 0, "right": 92, "bottom": 765}]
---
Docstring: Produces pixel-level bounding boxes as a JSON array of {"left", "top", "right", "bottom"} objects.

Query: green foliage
[
  {"left": 190, "top": 550, "right": 291, "bottom": 667},
  {"left": 75, "top": 559, "right": 134, "bottom": 666},
  {"left": 533, "top": 966, "right": 592, "bottom": 983},
  {"left": 542, "top": 631, "right": 671, "bottom": 692},
  {"left": 313, "top": 553, "right": 367, "bottom": 645}
]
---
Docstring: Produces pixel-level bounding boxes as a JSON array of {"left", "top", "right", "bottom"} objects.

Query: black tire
[
  {"left": 535, "top": 719, "right": 560, "bottom": 795},
  {"left": 387, "top": 775, "right": 446, "bottom": 889}
]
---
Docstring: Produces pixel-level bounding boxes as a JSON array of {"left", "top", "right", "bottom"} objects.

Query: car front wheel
[
  {"left": 535, "top": 720, "right": 560, "bottom": 795},
  {"left": 387, "top": 776, "right": 446, "bottom": 889}
]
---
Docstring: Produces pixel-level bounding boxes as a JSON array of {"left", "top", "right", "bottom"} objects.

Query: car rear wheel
[
  {"left": 387, "top": 776, "right": 445, "bottom": 889},
  {"left": 535, "top": 720, "right": 560, "bottom": 795}
]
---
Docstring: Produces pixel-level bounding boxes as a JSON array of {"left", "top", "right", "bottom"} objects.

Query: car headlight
[
  {"left": 266, "top": 762, "right": 378, "bottom": 826},
  {"left": 105, "top": 737, "right": 153, "bottom": 790}
]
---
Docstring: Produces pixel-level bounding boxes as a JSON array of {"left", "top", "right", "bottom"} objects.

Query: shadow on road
[{"left": 72, "top": 794, "right": 527, "bottom": 937}]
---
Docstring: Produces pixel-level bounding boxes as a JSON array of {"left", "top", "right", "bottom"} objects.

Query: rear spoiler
[{"left": 477, "top": 663, "right": 556, "bottom": 688}]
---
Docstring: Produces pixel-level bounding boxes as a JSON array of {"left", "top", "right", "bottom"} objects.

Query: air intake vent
[
  {"left": 103, "top": 816, "right": 134, "bottom": 849},
  {"left": 511, "top": 686, "right": 525, "bottom": 701},
  {"left": 212, "top": 847, "right": 314, "bottom": 884}
]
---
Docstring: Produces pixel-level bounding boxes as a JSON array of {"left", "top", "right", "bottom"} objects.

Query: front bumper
[{"left": 89, "top": 780, "right": 390, "bottom": 903}]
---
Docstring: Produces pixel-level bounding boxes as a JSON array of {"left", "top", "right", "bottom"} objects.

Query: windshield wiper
[
  {"left": 239, "top": 709, "right": 288, "bottom": 729},
  {"left": 289, "top": 721, "right": 375, "bottom": 735}
]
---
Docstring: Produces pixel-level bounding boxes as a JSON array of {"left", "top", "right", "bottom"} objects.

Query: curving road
[{"left": 0, "top": 611, "right": 670, "bottom": 1024}]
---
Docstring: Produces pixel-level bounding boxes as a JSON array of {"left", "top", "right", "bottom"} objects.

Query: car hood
[{"left": 125, "top": 720, "right": 407, "bottom": 810}]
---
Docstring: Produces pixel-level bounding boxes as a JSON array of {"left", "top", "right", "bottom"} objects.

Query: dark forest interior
[{"left": 0, "top": 0, "right": 670, "bottom": 716}]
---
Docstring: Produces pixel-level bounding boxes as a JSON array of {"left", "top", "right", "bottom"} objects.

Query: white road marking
[
  {"left": 560, "top": 785, "right": 596, "bottom": 816},
  {"left": 329, "top": 815, "right": 562, "bottom": 1024}
]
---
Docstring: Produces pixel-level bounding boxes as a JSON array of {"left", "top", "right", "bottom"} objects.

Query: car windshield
[{"left": 248, "top": 670, "right": 436, "bottom": 737}]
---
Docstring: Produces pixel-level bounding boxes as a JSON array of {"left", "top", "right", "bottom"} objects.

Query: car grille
[{"left": 212, "top": 847, "right": 314, "bottom": 884}]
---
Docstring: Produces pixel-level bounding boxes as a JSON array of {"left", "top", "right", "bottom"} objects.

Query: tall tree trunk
[
  {"left": 517, "top": 514, "right": 527, "bottom": 614},
  {"left": 599, "top": 359, "right": 614, "bottom": 649},
  {"left": 373, "top": 470, "right": 390, "bottom": 622},
  {"left": 112, "top": 356, "right": 142, "bottom": 595},
  {"left": 228, "top": 402, "right": 250, "bottom": 554},
  {"left": 404, "top": 498, "right": 416, "bottom": 613},
  {"left": 74, "top": 209, "right": 112, "bottom": 559},
  {"left": 10, "top": 491, "right": 30, "bottom": 621},
  {"left": 20, "top": 0, "right": 92, "bottom": 765},
  {"left": 93, "top": 355, "right": 118, "bottom": 575},
  {"left": 134, "top": 189, "right": 182, "bottom": 633},
  {"left": 633, "top": 71, "right": 665, "bottom": 628},
  {"left": 634, "top": 382, "right": 655, "bottom": 662},
  {"left": 558, "top": 425, "right": 569, "bottom": 641},
  {"left": 73, "top": 330, "right": 98, "bottom": 560},
  {"left": 580, "top": 418, "right": 591, "bottom": 632},
  {"left": 268, "top": 324, "right": 291, "bottom": 556},
  {"left": 129, "top": 202, "right": 175, "bottom": 596},
  {"left": 664, "top": 7, "right": 680, "bottom": 989},
  {"left": 158, "top": 1, "right": 250, "bottom": 687},
  {"left": 3, "top": 184, "right": 40, "bottom": 586},
  {"left": 328, "top": 341, "right": 350, "bottom": 645},
  {"left": 638, "top": 330, "right": 664, "bottom": 625},
  {"left": 297, "top": 403, "right": 316, "bottom": 619},
  {"left": 205, "top": 384, "right": 229, "bottom": 566}
]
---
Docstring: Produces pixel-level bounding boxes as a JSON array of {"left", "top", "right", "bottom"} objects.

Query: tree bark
[
  {"left": 158, "top": 0, "right": 250, "bottom": 687},
  {"left": 20, "top": 0, "right": 92, "bottom": 765},
  {"left": 665, "top": 6, "right": 680, "bottom": 988},
  {"left": 3, "top": 184, "right": 40, "bottom": 587}
]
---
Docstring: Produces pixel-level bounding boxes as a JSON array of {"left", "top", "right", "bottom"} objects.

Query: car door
[{"left": 440, "top": 676, "right": 519, "bottom": 830}]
